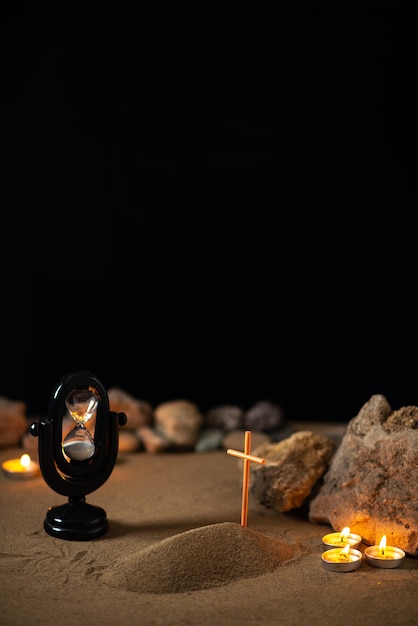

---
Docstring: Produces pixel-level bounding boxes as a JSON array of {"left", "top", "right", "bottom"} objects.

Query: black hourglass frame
[{"left": 31, "top": 371, "right": 127, "bottom": 540}]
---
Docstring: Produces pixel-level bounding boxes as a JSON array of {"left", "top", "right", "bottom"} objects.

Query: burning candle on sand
[
  {"left": 322, "top": 526, "right": 362, "bottom": 550},
  {"left": 322, "top": 543, "right": 363, "bottom": 572},
  {"left": 364, "top": 535, "right": 405, "bottom": 568},
  {"left": 2, "top": 453, "right": 40, "bottom": 479}
]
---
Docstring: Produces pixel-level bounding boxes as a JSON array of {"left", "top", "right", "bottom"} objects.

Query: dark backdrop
[{"left": 1, "top": 3, "right": 417, "bottom": 422}]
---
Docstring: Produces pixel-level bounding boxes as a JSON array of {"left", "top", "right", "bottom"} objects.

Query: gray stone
[
  {"left": 195, "top": 428, "right": 224, "bottom": 452},
  {"left": 204, "top": 405, "right": 244, "bottom": 432},
  {"left": 245, "top": 400, "right": 284, "bottom": 432},
  {"left": 308, "top": 394, "right": 418, "bottom": 556},
  {"left": 250, "top": 431, "right": 335, "bottom": 512}
]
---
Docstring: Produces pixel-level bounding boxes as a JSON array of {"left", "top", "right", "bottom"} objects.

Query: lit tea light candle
[
  {"left": 364, "top": 535, "right": 405, "bottom": 569},
  {"left": 322, "top": 543, "right": 363, "bottom": 572},
  {"left": 322, "top": 526, "right": 362, "bottom": 550},
  {"left": 2, "top": 453, "right": 40, "bottom": 479}
]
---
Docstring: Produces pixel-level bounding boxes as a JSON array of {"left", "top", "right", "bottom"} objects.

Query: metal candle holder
[{"left": 30, "top": 371, "right": 127, "bottom": 541}]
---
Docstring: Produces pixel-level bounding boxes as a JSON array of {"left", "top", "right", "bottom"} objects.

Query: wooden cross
[{"left": 226, "top": 430, "right": 265, "bottom": 527}]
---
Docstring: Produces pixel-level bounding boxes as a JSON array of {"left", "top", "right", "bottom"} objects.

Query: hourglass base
[{"left": 44, "top": 498, "right": 109, "bottom": 540}]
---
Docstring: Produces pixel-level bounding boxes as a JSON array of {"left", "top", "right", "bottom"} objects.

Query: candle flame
[
  {"left": 340, "top": 527, "right": 350, "bottom": 541},
  {"left": 339, "top": 544, "right": 350, "bottom": 559},
  {"left": 379, "top": 535, "right": 387, "bottom": 556},
  {"left": 20, "top": 454, "right": 31, "bottom": 468}
]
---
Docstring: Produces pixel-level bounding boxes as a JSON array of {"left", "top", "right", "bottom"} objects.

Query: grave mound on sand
[{"left": 102, "top": 521, "right": 298, "bottom": 594}]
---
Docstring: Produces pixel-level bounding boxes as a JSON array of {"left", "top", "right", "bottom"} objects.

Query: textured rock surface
[
  {"left": 309, "top": 394, "right": 418, "bottom": 556},
  {"left": 250, "top": 431, "right": 335, "bottom": 512}
]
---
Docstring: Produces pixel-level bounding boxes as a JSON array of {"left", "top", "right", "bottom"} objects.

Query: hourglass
[{"left": 30, "top": 371, "right": 127, "bottom": 540}]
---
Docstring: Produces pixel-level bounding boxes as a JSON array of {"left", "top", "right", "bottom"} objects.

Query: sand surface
[{"left": 1, "top": 442, "right": 418, "bottom": 626}]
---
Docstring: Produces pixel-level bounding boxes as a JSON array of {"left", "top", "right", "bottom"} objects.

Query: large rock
[
  {"left": 250, "top": 431, "right": 335, "bottom": 512},
  {"left": 309, "top": 394, "right": 418, "bottom": 556}
]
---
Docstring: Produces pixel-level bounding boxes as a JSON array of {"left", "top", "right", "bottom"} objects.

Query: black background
[{"left": 1, "top": 3, "right": 417, "bottom": 422}]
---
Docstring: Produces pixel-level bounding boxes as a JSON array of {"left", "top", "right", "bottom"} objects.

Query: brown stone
[
  {"left": 250, "top": 431, "right": 335, "bottom": 512},
  {"left": 118, "top": 429, "right": 141, "bottom": 453},
  {"left": 308, "top": 394, "right": 418, "bottom": 556},
  {"left": 22, "top": 429, "right": 39, "bottom": 453},
  {"left": 136, "top": 426, "right": 170, "bottom": 453},
  {"left": 153, "top": 400, "right": 203, "bottom": 449},
  {"left": 0, "top": 396, "right": 28, "bottom": 447},
  {"left": 108, "top": 387, "right": 153, "bottom": 429}
]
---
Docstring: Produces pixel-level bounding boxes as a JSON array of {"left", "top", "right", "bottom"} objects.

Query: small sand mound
[{"left": 101, "top": 521, "right": 296, "bottom": 594}]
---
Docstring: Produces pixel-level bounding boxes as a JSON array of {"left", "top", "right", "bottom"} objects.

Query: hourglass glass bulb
[
  {"left": 63, "top": 388, "right": 98, "bottom": 461},
  {"left": 65, "top": 389, "right": 98, "bottom": 425},
  {"left": 62, "top": 426, "right": 95, "bottom": 461}
]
